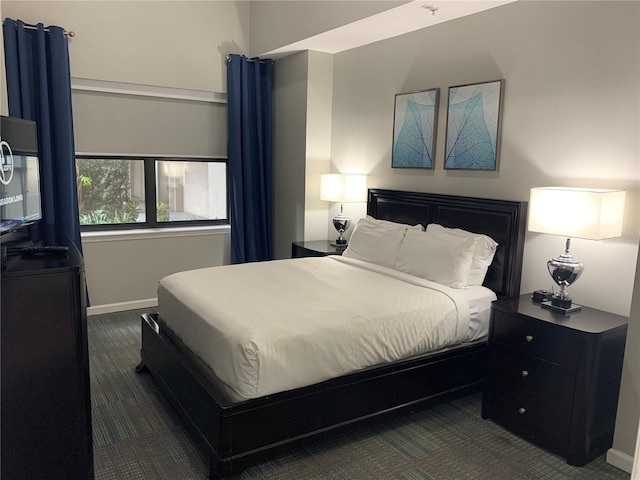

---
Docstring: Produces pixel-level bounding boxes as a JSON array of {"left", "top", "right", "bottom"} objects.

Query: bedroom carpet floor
[{"left": 88, "top": 308, "right": 632, "bottom": 480}]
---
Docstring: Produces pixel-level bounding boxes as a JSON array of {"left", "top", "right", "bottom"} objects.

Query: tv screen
[{"left": 0, "top": 116, "right": 42, "bottom": 237}]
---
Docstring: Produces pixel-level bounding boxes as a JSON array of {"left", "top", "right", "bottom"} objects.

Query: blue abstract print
[
  {"left": 392, "top": 89, "right": 439, "bottom": 169},
  {"left": 445, "top": 80, "right": 504, "bottom": 170}
]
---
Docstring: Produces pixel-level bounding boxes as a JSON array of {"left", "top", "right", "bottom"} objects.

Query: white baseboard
[
  {"left": 87, "top": 298, "right": 157, "bottom": 316},
  {"left": 606, "top": 448, "right": 634, "bottom": 474}
]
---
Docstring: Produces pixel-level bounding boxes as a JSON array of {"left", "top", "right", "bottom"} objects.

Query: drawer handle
[
  {"left": 525, "top": 335, "right": 534, "bottom": 343},
  {"left": 519, "top": 407, "right": 526, "bottom": 415},
  {"left": 521, "top": 370, "right": 529, "bottom": 378}
]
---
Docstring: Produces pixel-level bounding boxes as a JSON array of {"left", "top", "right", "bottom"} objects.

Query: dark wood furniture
[
  {"left": 481, "top": 294, "right": 628, "bottom": 466},
  {"left": 291, "top": 240, "right": 344, "bottom": 258},
  {"left": 1, "top": 228, "right": 94, "bottom": 479},
  {"left": 137, "top": 189, "right": 527, "bottom": 479}
]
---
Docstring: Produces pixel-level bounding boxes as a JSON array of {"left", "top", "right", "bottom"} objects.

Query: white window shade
[
  {"left": 528, "top": 187, "right": 625, "bottom": 240},
  {"left": 72, "top": 90, "right": 227, "bottom": 157}
]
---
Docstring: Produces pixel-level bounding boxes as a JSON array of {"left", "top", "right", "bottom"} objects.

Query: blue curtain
[
  {"left": 226, "top": 54, "right": 273, "bottom": 264},
  {"left": 3, "top": 19, "right": 82, "bottom": 253}
]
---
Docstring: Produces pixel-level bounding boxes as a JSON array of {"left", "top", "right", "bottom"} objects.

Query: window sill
[{"left": 81, "top": 224, "right": 230, "bottom": 243}]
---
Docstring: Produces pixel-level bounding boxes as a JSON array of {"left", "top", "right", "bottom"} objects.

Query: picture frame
[
  {"left": 444, "top": 79, "right": 505, "bottom": 171},
  {"left": 391, "top": 88, "right": 440, "bottom": 169}
]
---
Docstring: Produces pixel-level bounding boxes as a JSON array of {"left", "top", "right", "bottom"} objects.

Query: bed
[{"left": 136, "top": 188, "right": 527, "bottom": 479}]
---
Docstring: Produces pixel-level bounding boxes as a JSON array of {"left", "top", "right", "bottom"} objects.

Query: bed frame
[{"left": 136, "top": 189, "right": 527, "bottom": 479}]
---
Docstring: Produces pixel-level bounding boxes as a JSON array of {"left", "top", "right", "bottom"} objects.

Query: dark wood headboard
[{"left": 367, "top": 189, "right": 527, "bottom": 299}]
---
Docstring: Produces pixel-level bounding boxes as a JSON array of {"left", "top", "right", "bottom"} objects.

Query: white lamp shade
[
  {"left": 528, "top": 187, "right": 625, "bottom": 240},
  {"left": 320, "top": 174, "right": 367, "bottom": 203},
  {"left": 320, "top": 174, "right": 343, "bottom": 202}
]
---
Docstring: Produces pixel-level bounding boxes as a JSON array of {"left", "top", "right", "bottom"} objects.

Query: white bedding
[{"left": 158, "top": 256, "right": 495, "bottom": 402}]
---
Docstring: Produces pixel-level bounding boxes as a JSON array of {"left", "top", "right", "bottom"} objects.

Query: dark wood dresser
[
  {"left": 481, "top": 294, "right": 628, "bottom": 466},
  {"left": 1, "top": 229, "right": 94, "bottom": 479}
]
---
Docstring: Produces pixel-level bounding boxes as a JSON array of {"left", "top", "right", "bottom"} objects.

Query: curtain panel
[
  {"left": 226, "top": 54, "right": 274, "bottom": 264},
  {"left": 3, "top": 18, "right": 82, "bottom": 253}
]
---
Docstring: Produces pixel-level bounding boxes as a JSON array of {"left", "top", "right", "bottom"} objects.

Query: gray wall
[
  {"left": 272, "top": 51, "right": 310, "bottom": 260},
  {"left": 272, "top": 50, "right": 335, "bottom": 260},
  {"left": 2, "top": 0, "right": 249, "bottom": 92},
  {"left": 303, "top": 51, "right": 334, "bottom": 243},
  {"left": 612, "top": 257, "right": 640, "bottom": 471},
  {"left": 249, "top": 1, "right": 409, "bottom": 57}
]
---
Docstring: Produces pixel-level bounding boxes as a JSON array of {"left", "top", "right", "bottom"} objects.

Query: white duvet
[{"left": 158, "top": 256, "right": 480, "bottom": 402}]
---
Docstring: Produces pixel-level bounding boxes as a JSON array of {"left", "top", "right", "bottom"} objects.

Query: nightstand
[
  {"left": 291, "top": 241, "right": 345, "bottom": 258},
  {"left": 481, "top": 294, "right": 628, "bottom": 466}
]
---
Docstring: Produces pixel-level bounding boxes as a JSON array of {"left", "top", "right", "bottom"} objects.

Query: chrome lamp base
[
  {"left": 331, "top": 204, "right": 351, "bottom": 249},
  {"left": 544, "top": 237, "right": 584, "bottom": 315}
]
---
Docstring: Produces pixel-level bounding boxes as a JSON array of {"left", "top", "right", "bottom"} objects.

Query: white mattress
[{"left": 158, "top": 256, "right": 496, "bottom": 402}]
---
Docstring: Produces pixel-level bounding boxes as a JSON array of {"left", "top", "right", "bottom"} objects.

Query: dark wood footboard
[{"left": 138, "top": 312, "right": 487, "bottom": 479}]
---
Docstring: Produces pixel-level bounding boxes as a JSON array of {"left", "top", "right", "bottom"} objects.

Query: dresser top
[
  {"left": 2, "top": 226, "right": 83, "bottom": 277},
  {"left": 492, "top": 294, "right": 629, "bottom": 334}
]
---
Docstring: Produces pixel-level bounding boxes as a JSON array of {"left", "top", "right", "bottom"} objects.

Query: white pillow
[
  {"left": 364, "top": 215, "right": 425, "bottom": 232},
  {"left": 425, "top": 223, "right": 498, "bottom": 286},
  {"left": 396, "top": 229, "right": 477, "bottom": 288},
  {"left": 342, "top": 217, "right": 420, "bottom": 269}
]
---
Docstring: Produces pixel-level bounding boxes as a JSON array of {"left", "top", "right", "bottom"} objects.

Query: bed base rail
[{"left": 137, "top": 313, "right": 487, "bottom": 479}]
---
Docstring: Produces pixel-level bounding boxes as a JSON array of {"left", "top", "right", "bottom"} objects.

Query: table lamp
[
  {"left": 320, "top": 174, "right": 367, "bottom": 247},
  {"left": 528, "top": 187, "right": 625, "bottom": 313}
]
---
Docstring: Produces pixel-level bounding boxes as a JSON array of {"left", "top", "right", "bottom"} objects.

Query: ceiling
[{"left": 264, "top": 0, "right": 517, "bottom": 58}]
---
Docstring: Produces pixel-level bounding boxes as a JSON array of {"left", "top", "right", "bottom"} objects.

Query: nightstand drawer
[
  {"left": 491, "top": 310, "right": 579, "bottom": 368},
  {"left": 489, "top": 389, "right": 572, "bottom": 457},
  {"left": 487, "top": 346, "right": 575, "bottom": 456},
  {"left": 488, "top": 346, "right": 575, "bottom": 407}
]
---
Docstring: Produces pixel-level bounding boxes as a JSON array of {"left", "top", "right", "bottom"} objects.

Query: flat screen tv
[{"left": 0, "top": 116, "right": 42, "bottom": 244}]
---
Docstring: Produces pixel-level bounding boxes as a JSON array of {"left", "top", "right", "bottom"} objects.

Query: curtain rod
[
  {"left": 18, "top": 23, "right": 75, "bottom": 37},
  {"left": 225, "top": 55, "right": 273, "bottom": 65}
]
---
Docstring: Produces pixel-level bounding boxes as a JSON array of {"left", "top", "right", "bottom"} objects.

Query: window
[{"left": 77, "top": 155, "right": 227, "bottom": 229}]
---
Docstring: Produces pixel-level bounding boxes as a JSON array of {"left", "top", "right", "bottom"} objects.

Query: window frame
[{"left": 77, "top": 154, "right": 229, "bottom": 231}]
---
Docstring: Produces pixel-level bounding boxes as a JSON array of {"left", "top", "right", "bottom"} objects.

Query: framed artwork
[
  {"left": 444, "top": 79, "right": 505, "bottom": 171},
  {"left": 392, "top": 88, "right": 440, "bottom": 169}
]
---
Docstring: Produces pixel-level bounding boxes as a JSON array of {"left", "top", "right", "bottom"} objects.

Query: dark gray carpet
[{"left": 88, "top": 308, "right": 631, "bottom": 480}]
